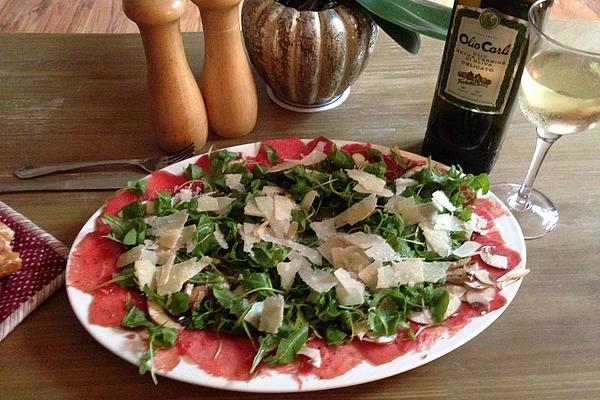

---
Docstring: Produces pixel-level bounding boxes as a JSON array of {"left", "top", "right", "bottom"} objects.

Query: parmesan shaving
[
  {"left": 335, "top": 194, "right": 377, "bottom": 227},
  {"left": 432, "top": 190, "right": 457, "bottom": 212},
  {"left": 258, "top": 295, "right": 285, "bottom": 333},
  {"left": 298, "top": 264, "right": 338, "bottom": 293},
  {"left": 309, "top": 218, "right": 336, "bottom": 241},
  {"left": 334, "top": 268, "right": 365, "bottom": 306},
  {"left": 384, "top": 196, "right": 436, "bottom": 225},
  {"left": 225, "top": 174, "right": 245, "bottom": 192}
]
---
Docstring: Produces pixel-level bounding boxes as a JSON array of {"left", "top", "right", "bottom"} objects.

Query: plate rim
[{"left": 66, "top": 138, "right": 527, "bottom": 392}]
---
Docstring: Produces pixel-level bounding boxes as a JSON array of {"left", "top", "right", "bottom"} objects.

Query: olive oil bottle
[{"left": 422, "top": 0, "right": 533, "bottom": 174}]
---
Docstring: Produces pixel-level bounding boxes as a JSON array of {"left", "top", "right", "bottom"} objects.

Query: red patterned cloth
[{"left": 0, "top": 201, "right": 68, "bottom": 341}]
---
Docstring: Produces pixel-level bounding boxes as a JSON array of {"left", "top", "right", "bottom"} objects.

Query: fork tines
[{"left": 167, "top": 143, "right": 196, "bottom": 164}]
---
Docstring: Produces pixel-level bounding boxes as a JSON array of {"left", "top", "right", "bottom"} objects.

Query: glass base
[{"left": 490, "top": 183, "right": 559, "bottom": 240}]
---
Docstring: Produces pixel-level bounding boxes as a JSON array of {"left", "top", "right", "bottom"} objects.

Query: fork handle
[{"left": 14, "top": 159, "right": 144, "bottom": 179}]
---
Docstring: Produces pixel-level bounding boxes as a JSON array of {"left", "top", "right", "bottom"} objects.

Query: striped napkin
[{"left": 0, "top": 201, "right": 68, "bottom": 341}]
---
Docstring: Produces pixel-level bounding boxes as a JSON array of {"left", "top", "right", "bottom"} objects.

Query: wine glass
[{"left": 491, "top": 0, "right": 600, "bottom": 239}]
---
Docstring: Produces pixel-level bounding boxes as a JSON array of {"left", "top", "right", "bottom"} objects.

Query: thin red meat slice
[
  {"left": 304, "top": 136, "right": 334, "bottom": 155},
  {"left": 177, "top": 330, "right": 255, "bottom": 380},
  {"left": 88, "top": 283, "right": 145, "bottom": 327},
  {"left": 68, "top": 232, "right": 124, "bottom": 293},
  {"left": 299, "top": 338, "right": 363, "bottom": 379},
  {"left": 254, "top": 137, "right": 307, "bottom": 166},
  {"left": 144, "top": 170, "right": 188, "bottom": 201},
  {"left": 96, "top": 189, "right": 139, "bottom": 234}
]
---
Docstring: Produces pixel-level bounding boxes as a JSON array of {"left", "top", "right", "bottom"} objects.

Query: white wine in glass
[
  {"left": 519, "top": 51, "right": 600, "bottom": 135},
  {"left": 492, "top": 0, "right": 600, "bottom": 239}
]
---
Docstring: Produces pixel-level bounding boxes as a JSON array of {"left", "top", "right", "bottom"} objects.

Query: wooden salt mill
[
  {"left": 123, "top": 0, "right": 208, "bottom": 153},
  {"left": 192, "top": 0, "right": 258, "bottom": 138}
]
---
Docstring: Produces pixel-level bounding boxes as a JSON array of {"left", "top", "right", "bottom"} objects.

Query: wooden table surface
[{"left": 0, "top": 33, "right": 599, "bottom": 400}]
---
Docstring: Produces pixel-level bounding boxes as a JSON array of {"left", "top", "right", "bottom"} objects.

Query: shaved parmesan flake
[
  {"left": 301, "top": 190, "right": 319, "bottom": 211},
  {"left": 196, "top": 195, "right": 220, "bottom": 212},
  {"left": 395, "top": 178, "right": 418, "bottom": 195},
  {"left": 117, "top": 245, "right": 156, "bottom": 268},
  {"left": 480, "top": 246, "right": 509, "bottom": 269},
  {"left": 156, "top": 253, "right": 176, "bottom": 287},
  {"left": 157, "top": 257, "right": 206, "bottom": 296},
  {"left": 334, "top": 268, "right": 365, "bottom": 306},
  {"left": 358, "top": 260, "right": 381, "bottom": 290},
  {"left": 376, "top": 265, "right": 397, "bottom": 289},
  {"left": 452, "top": 241, "right": 481, "bottom": 258},
  {"left": 338, "top": 232, "right": 398, "bottom": 262},
  {"left": 432, "top": 190, "right": 457, "bottom": 212},
  {"left": 157, "top": 229, "right": 182, "bottom": 249},
  {"left": 155, "top": 249, "right": 174, "bottom": 266},
  {"left": 273, "top": 195, "right": 296, "bottom": 221},
  {"left": 255, "top": 196, "right": 274, "bottom": 218},
  {"left": 330, "top": 245, "right": 372, "bottom": 274},
  {"left": 259, "top": 295, "right": 285, "bottom": 333},
  {"left": 408, "top": 293, "right": 462, "bottom": 324},
  {"left": 384, "top": 196, "right": 436, "bottom": 225},
  {"left": 276, "top": 256, "right": 309, "bottom": 290},
  {"left": 419, "top": 222, "right": 452, "bottom": 257},
  {"left": 244, "top": 301, "right": 264, "bottom": 329},
  {"left": 215, "top": 197, "right": 235, "bottom": 214},
  {"left": 335, "top": 194, "right": 377, "bottom": 227},
  {"left": 432, "top": 213, "right": 468, "bottom": 232},
  {"left": 213, "top": 223, "right": 229, "bottom": 249},
  {"left": 310, "top": 218, "right": 337, "bottom": 241},
  {"left": 298, "top": 346, "right": 322, "bottom": 368},
  {"left": 225, "top": 174, "right": 245, "bottom": 192},
  {"left": 355, "top": 183, "right": 394, "bottom": 197},
  {"left": 148, "top": 298, "right": 181, "bottom": 329},
  {"left": 173, "top": 188, "right": 193, "bottom": 203},
  {"left": 422, "top": 261, "right": 452, "bottom": 283},
  {"left": 377, "top": 258, "right": 428, "bottom": 288},
  {"left": 261, "top": 186, "right": 285, "bottom": 196},
  {"left": 148, "top": 210, "right": 188, "bottom": 233},
  {"left": 177, "top": 224, "right": 197, "bottom": 252},
  {"left": 239, "top": 223, "right": 260, "bottom": 254},
  {"left": 134, "top": 259, "right": 156, "bottom": 290},
  {"left": 394, "top": 258, "right": 425, "bottom": 284},
  {"left": 346, "top": 169, "right": 392, "bottom": 197},
  {"left": 257, "top": 229, "right": 323, "bottom": 265},
  {"left": 298, "top": 265, "right": 338, "bottom": 293}
]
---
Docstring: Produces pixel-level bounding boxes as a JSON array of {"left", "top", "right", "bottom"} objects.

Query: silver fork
[{"left": 14, "top": 143, "right": 196, "bottom": 179}]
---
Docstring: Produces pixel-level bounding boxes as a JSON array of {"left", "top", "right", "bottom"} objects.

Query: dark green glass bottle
[{"left": 422, "top": 0, "right": 532, "bottom": 174}]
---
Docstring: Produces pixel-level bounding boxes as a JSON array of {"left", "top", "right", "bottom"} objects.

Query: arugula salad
[{"left": 99, "top": 140, "right": 493, "bottom": 380}]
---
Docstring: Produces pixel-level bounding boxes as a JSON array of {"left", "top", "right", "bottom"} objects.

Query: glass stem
[{"left": 511, "top": 128, "right": 560, "bottom": 212}]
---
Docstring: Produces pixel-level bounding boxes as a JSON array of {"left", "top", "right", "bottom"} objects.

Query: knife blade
[{"left": 0, "top": 175, "right": 137, "bottom": 193}]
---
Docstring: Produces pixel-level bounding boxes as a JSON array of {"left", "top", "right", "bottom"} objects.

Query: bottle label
[{"left": 439, "top": 6, "right": 528, "bottom": 114}]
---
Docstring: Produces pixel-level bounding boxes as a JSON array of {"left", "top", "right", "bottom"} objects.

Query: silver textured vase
[{"left": 242, "top": 0, "right": 378, "bottom": 111}]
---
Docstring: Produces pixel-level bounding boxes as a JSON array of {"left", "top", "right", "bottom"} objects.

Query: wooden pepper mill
[
  {"left": 192, "top": 0, "right": 258, "bottom": 138},
  {"left": 123, "top": 0, "right": 208, "bottom": 153}
]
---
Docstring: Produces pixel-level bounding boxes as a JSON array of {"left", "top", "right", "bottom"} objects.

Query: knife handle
[{"left": 14, "top": 159, "right": 143, "bottom": 179}]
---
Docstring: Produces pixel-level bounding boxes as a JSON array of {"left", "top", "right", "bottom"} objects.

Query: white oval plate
[{"left": 66, "top": 139, "right": 526, "bottom": 392}]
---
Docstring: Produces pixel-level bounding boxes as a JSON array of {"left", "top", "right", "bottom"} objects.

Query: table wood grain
[{"left": 0, "top": 33, "right": 599, "bottom": 400}]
